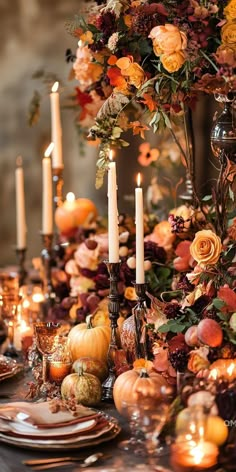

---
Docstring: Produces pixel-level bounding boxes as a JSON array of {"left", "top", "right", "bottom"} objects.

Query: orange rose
[
  {"left": 149, "top": 24, "right": 187, "bottom": 56},
  {"left": 161, "top": 51, "right": 186, "bottom": 72},
  {"left": 221, "top": 20, "right": 236, "bottom": 48},
  {"left": 190, "top": 230, "right": 222, "bottom": 267},
  {"left": 224, "top": 0, "right": 236, "bottom": 20},
  {"left": 216, "top": 44, "right": 236, "bottom": 66},
  {"left": 124, "top": 286, "right": 137, "bottom": 301},
  {"left": 188, "top": 351, "right": 210, "bottom": 373},
  {"left": 117, "top": 57, "right": 146, "bottom": 89}
]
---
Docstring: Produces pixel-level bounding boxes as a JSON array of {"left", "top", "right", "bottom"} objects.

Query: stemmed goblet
[
  {"left": 34, "top": 322, "right": 61, "bottom": 396},
  {"left": 0, "top": 294, "right": 21, "bottom": 358},
  {"left": 118, "top": 400, "right": 142, "bottom": 452},
  {"left": 135, "top": 399, "right": 170, "bottom": 457}
]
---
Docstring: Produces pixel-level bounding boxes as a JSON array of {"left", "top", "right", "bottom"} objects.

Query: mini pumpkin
[
  {"left": 68, "top": 315, "right": 110, "bottom": 364},
  {"left": 61, "top": 368, "right": 102, "bottom": 406},
  {"left": 113, "top": 367, "right": 168, "bottom": 415}
]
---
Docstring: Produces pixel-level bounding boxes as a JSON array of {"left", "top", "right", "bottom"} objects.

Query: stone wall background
[{"left": 0, "top": 0, "right": 217, "bottom": 268}]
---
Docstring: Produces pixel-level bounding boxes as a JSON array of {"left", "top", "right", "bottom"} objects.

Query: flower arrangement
[{"left": 65, "top": 0, "right": 236, "bottom": 186}]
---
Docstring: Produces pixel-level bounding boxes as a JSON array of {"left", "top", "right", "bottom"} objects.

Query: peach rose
[
  {"left": 149, "top": 24, "right": 187, "bottom": 56},
  {"left": 190, "top": 230, "right": 222, "bottom": 267},
  {"left": 161, "top": 51, "right": 186, "bottom": 72},
  {"left": 221, "top": 21, "right": 236, "bottom": 48},
  {"left": 145, "top": 220, "right": 176, "bottom": 253},
  {"left": 188, "top": 349, "right": 210, "bottom": 374},
  {"left": 224, "top": 0, "right": 236, "bottom": 20},
  {"left": 74, "top": 242, "right": 100, "bottom": 271}
]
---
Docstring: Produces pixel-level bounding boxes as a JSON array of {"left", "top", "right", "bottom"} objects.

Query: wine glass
[
  {"left": 0, "top": 293, "right": 21, "bottom": 358},
  {"left": 34, "top": 322, "right": 61, "bottom": 395},
  {"left": 136, "top": 400, "right": 170, "bottom": 457},
  {"left": 118, "top": 400, "right": 142, "bottom": 451}
]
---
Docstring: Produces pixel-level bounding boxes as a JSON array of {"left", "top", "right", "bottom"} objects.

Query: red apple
[
  {"left": 197, "top": 319, "right": 223, "bottom": 347},
  {"left": 72, "top": 356, "right": 108, "bottom": 382}
]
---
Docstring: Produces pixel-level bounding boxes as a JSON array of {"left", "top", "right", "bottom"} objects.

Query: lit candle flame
[
  {"left": 32, "top": 292, "right": 44, "bottom": 303},
  {"left": 44, "top": 142, "right": 54, "bottom": 158},
  {"left": 191, "top": 444, "right": 204, "bottom": 465},
  {"left": 23, "top": 299, "right": 30, "bottom": 309},
  {"left": 66, "top": 192, "right": 75, "bottom": 203},
  {"left": 109, "top": 149, "right": 114, "bottom": 161},
  {"left": 51, "top": 81, "right": 59, "bottom": 93},
  {"left": 16, "top": 155, "right": 23, "bottom": 167},
  {"left": 227, "top": 363, "right": 234, "bottom": 377},
  {"left": 137, "top": 172, "right": 142, "bottom": 187}
]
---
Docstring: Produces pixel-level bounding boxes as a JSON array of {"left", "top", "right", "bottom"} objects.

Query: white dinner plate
[{"left": 0, "top": 418, "right": 97, "bottom": 437}]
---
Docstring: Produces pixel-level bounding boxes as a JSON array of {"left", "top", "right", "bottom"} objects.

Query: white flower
[{"left": 107, "top": 32, "right": 119, "bottom": 52}]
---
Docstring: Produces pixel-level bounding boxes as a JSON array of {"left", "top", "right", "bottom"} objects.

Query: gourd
[
  {"left": 72, "top": 356, "right": 108, "bottom": 382},
  {"left": 61, "top": 369, "right": 102, "bottom": 406},
  {"left": 68, "top": 315, "right": 110, "bottom": 364},
  {"left": 113, "top": 368, "right": 168, "bottom": 415}
]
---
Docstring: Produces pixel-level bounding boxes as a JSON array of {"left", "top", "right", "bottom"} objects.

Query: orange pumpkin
[
  {"left": 73, "top": 198, "right": 98, "bottom": 227},
  {"left": 55, "top": 198, "right": 98, "bottom": 232},
  {"left": 113, "top": 368, "right": 168, "bottom": 415},
  {"left": 68, "top": 315, "right": 111, "bottom": 364}
]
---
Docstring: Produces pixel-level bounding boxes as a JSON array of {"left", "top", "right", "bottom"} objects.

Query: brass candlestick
[
  {"left": 133, "top": 282, "right": 148, "bottom": 360},
  {"left": 16, "top": 248, "right": 27, "bottom": 286},
  {"left": 102, "top": 261, "right": 121, "bottom": 402},
  {"left": 41, "top": 234, "right": 56, "bottom": 306},
  {"left": 52, "top": 167, "right": 64, "bottom": 209}
]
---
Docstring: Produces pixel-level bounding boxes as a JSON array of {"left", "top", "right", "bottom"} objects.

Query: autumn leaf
[
  {"left": 140, "top": 93, "right": 157, "bottom": 112},
  {"left": 128, "top": 121, "right": 149, "bottom": 139}
]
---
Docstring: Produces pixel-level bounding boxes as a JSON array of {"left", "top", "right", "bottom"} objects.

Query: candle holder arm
[
  {"left": 16, "top": 248, "right": 27, "bottom": 287},
  {"left": 133, "top": 282, "right": 149, "bottom": 360},
  {"left": 102, "top": 261, "right": 121, "bottom": 402}
]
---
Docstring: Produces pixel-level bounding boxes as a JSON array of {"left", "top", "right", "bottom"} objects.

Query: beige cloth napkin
[{"left": 0, "top": 401, "right": 96, "bottom": 426}]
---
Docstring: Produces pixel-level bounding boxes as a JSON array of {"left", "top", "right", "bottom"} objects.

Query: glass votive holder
[
  {"left": 49, "top": 335, "right": 72, "bottom": 384},
  {"left": 171, "top": 440, "right": 219, "bottom": 471}
]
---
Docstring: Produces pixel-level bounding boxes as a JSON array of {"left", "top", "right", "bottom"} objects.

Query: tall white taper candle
[
  {"left": 50, "top": 81, "right": 63, "bottom": 169},
  {"left": 42, "top": 143, "right": 54, "bottom": 234},
  {"left": 15, "top": 156, "right": 26, "bottom": 249},
  {"left": 108, "top": 155, "right": 119, "bottom": 262},
  {"left": 135, "top": 173, "right": 145, "bottom": 283}
]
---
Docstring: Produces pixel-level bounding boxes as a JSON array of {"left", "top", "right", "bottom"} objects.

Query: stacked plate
[
  {"left": 0, "top": 355, "right": 22, "bottom": 382},
  {"left": 0, "top": 401, "right": 120, "bottom": 450}
]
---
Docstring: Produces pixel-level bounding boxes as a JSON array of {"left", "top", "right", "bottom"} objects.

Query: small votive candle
[
  {"left": 49, "top": 361, "right": 71, "bottom": 384},
  {"left": 171, "top": 440, "right": 219, "bottom": 471}
]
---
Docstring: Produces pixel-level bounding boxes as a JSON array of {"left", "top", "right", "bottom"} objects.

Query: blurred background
[{"left": 0, "top": 0, "right": 217, "bottom": 268}]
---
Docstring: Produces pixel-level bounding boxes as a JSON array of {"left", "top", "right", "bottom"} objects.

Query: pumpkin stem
[
  {"left": 139, "top": 368, "right": 149, "bottom": 378},
  {"left": 86, "top": 314, "right": 94, "bottom": 329},
  {"left": 76, "top": 366, "right": 84, "bottom": 376}
]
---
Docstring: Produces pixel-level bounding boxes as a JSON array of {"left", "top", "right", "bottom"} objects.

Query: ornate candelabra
[
  {"left": 52, "top": 167, "right": 64, "bottom": 210},
  {"left": 15, "top": 248, "right": 27, "bottom": 287},
  {"left": 102, "top": 261, "right": 121, "bottom": 402},
  {"left": 133, "top": 282, "right": 148, "bottom": 360},
  {"left": 41, "top": 234, "right": 56, "bottom": 307}
]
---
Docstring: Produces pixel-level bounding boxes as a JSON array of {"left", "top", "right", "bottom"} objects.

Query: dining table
[{"left": 0, "top": 366, "right": 173, "bottom": 472}]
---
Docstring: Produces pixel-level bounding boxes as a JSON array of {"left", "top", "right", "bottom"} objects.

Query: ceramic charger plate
[{"left": 0, "top": 418, "right": 121, "bottom": 450}]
